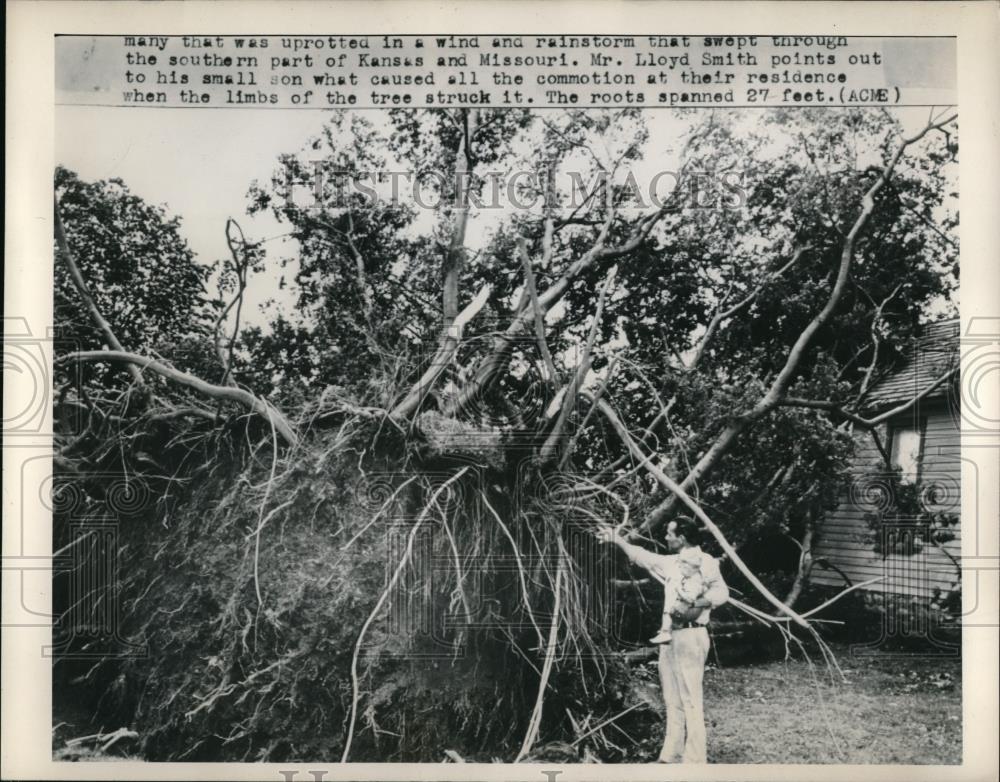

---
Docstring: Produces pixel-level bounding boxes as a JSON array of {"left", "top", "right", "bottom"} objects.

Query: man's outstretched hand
[{"left": 594, "top": 525, "right": 619, "bottom": 545}]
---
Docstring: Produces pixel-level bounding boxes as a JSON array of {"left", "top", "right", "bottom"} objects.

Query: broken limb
[{"left": 389, "top": 284, "right": 492, "bottom": 419}]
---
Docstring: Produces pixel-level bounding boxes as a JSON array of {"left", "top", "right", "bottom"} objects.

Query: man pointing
[{"left": 596, "top": 516, "right": 729, "bottom": 764}]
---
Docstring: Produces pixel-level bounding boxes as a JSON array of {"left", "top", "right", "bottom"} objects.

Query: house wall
[{"left": 810, "top": 402, "right": 961, "bottom": 599}]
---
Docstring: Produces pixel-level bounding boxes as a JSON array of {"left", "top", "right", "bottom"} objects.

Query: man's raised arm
[{"left": 595, "top": 527, "right": 669, "bottom": 581}]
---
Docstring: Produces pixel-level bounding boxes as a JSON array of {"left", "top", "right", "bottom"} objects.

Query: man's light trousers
[{"left": 658, "top": 625, "right": 711, "bottom": 763}]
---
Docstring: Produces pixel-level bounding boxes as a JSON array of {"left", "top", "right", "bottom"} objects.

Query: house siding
[{"left": 811, "top": 402, "right": 961, "bottom": 599}]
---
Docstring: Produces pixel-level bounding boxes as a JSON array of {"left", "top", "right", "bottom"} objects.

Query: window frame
[{"left": 887, "top": 415, "right": 927, "bottom": 485}]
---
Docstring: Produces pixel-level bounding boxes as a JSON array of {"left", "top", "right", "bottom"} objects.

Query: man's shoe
[{"left": 649, "top": 630, "right": 673, "bottom": 644}]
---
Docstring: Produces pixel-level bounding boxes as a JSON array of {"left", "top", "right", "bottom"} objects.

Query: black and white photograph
[{"left": 4, "top": 3, "right": 999, "bottom": 780}]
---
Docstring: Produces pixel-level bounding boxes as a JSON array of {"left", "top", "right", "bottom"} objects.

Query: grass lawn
[
  {"left": 626, "top": 643, "right": 962, "bottom": 764},
  {"left": 54, "top": 642, "right": 962, "bottom": 764}
]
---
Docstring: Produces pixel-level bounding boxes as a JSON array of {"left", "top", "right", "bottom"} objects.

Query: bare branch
[
  {"left": 58, "top": 350, "right": 299, "bottom": 446},
  {"left": 516, "top": 237, "right": 559, "bottom": 384},
  {"left": 689, "top": 245, "right": 810, "bottom": 370},
  {"left": 569, "top": 703, "right": 643, "bottom": 748},
  {"left": 558, "top": 355, "right": 619, "bottom": 471},
  {"left": 782, "top": 521, "right": 814, "bottom": 608},
  {"left": 538, "top": 267, "right": 616, "bottom": 463},
  {"left": 781, "top": 364, "right": 958, "bottom": 429},
  {"left": 345, "top": 210, "right": 375, "bottom": 319},
  {"left": 589, "top": 391, "right": 675, "bottom": 483},
  {"left": 214, "top": 219, "right": 251, "bottom": 386},
  {"left": 752, "top": 576, "right": 886, "bottom": 622}
]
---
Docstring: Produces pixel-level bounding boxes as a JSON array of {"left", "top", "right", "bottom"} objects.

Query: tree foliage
[{"left": 55, "top": 166, "right": 215, "bottom": 364}]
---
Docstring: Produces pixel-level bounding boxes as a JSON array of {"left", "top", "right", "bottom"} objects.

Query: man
[{"left": 596, "top": 516, "right": 729, "bottom": 764}]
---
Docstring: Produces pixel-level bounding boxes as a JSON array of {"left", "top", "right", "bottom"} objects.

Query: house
[{"left": 810, "top": 319, "right": 961, "bottom": 605}]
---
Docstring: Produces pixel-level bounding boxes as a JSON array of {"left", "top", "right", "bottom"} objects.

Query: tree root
[{"left": 341, "top": 467, "right": 470, "bottom": 762}]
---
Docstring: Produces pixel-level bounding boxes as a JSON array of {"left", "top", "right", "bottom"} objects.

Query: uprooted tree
[{"left": 52, "top": 107, "right": 958, "bottom": 762}]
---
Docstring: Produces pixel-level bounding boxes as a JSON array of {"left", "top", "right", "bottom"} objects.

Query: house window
[{"left": 889, "top": 423, "right": 923, "bottom": 484}]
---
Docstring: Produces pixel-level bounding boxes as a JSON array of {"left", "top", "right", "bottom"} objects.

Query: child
[{"left": 649, "top": 546, "right": 705, "bottom": 644}]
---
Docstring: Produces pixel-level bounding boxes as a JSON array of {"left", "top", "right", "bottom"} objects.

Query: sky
[
  {"left": 56, "top": 106, "right": 331, "bottom": 314},
  {"left": 56, "top": 103, "right": 952, "bottom": 332}
]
